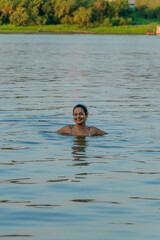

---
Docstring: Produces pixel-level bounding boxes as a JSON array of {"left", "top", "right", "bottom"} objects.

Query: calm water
[{"left": 0, "top": 34, "right": 160, "bottom": 240}]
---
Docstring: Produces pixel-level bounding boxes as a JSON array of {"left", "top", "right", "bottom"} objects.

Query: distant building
[
  {"left": 106, "top": 0, "right": 135, "bottom": 8},
  {"left": 129, "top": 0, "right": 135, "bottom": 8}
]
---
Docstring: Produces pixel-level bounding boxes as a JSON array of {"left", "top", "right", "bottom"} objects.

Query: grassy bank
[{"left": 0, "top": 22, "right": 159, "bottom": 34}]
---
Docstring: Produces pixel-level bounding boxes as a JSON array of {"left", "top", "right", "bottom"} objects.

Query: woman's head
[
  {"left": 73, "top": 104, "right": 88, "bottom": 125},
  {"left": 73, "top": 104, "right": 88, "bottom": 115}
]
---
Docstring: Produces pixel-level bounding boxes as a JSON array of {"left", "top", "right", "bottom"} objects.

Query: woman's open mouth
[{"left": 76, "top": 118, "right": 83, "bottom": 122}]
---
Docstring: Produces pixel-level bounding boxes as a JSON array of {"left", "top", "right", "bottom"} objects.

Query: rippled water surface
[{"left": 0, "top": 34, "right": 160, "bottom": 240}]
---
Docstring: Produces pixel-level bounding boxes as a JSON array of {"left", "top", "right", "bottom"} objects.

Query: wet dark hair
[{"left": 73, "top": 104, "right": 88, "bottom": 115}]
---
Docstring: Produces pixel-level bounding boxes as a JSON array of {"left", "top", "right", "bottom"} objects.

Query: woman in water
[{"left": 56, "top": 104, "right": 107, "bottom": 136}]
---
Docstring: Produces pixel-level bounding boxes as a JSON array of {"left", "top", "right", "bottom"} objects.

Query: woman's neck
[
  {"left": 75, "top": 124, "right": 88, "bottom": 135},
  {"left": 76, "top": 123, "right": 86, "bottom": 129}
]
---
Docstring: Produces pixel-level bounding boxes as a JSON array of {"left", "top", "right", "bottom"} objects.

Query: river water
[{"left": 0, "top": 34, "right": 160, "bottom": 240}]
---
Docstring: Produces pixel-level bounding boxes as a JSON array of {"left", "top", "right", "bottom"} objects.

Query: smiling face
[{"left": 73, "top": 107, "right": 88, "bottom": 125}]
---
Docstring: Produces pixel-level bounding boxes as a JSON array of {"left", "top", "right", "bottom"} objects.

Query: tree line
[
  {"left": 0, "top": 0, "right": 160, "bottom": 27},
  {"left": 135, "top": 0, "right": 160, "bottom": 19}
]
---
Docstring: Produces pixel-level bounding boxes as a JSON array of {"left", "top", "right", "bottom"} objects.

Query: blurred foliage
[
  {"left": 135, "top": 0, "right": 160, "bottom": 9},
  {"left": 135, "top": 0, "right": 160, "bottom": 18},
  {"left": 0, "top": 0, "right": 160, "bottom": 26},
  {"left": 73, "top": 7, "right": 92, "bottom": 26}
]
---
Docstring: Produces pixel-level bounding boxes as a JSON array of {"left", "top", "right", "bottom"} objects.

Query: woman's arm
[
  {"left": 90, "top": 127, "right": 108, "bottom": 136},
  {"left": 56, "top": 125, "right": 71, "bottom": 134}
]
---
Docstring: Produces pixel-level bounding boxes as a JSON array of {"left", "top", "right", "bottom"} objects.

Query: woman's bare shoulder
[
  {"left": 89, "top": 126, "right": 108, "bottom": 136},
  {"left": 56, "top": 125, "right": 72, "bottom": 134}
]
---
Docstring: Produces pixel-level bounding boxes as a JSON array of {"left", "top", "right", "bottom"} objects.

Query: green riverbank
[{"left": 0, "top": 23, "right": 158, "bottom": 35}]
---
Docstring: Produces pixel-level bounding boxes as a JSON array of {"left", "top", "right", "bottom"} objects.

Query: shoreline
[
  {"left": 0, "top": 32, "right": 156, "bottom": 35},
  {"left": 0, "top": 31, "right": 150, "bottom": 35},
  {"left": 0, "top": 24, "right": 158, "bottom": 35}
]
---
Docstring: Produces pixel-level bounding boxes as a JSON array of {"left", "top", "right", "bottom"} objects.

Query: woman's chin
[{"left": 76, "top": 121, "right": 83, "bottom": 125}]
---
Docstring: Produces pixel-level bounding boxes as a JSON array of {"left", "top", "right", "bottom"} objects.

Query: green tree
[
  {"left": 0, "top": 0, "right": 56, "bottom": 25},
  {"left": 135, "top": 0, "right": 160, "bottom": 18},
  {"left": 73, "top": 6, "right": 92, "bottom": 26},
  {"left": 42, "top": 0, "right": 55, "bottom": 24},
  {"left": 135, "top": 0, "right": 160, "bottom": 9},
  {"left": 103, "top": 17, "right": 112, "bottom": 26},
  {"left": 9, "top": 6, "right": 28, "bottom": 25},
  {"left": 8, "top": 0, "right": 41, "bottom": 25},
  {"left": 109, "top": 0, "right": 131, "bottom": 18},
  {"left": 53, "top": 0, "right": 79, "bottom": 23},
  {"left": 27, "top": 0, "right": 43, "bottom": 25},
  {"left": 0, "top": 0, "right": 14, "bottom": 24},
  {"left": 92, "top": 0, "right": 109, "bottom": 24}
]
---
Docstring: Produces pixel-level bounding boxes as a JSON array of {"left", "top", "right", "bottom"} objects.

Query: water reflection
[
  {"left": 72, "top": 136, "right": 89, "bottom": 166},
  {"left": 0, "top": 235, "right": 32, "bottom": 238}
]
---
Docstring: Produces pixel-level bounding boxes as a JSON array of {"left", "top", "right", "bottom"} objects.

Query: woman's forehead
[{"left": 73, "top": 107, "right": 84, "bottom": 113}]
